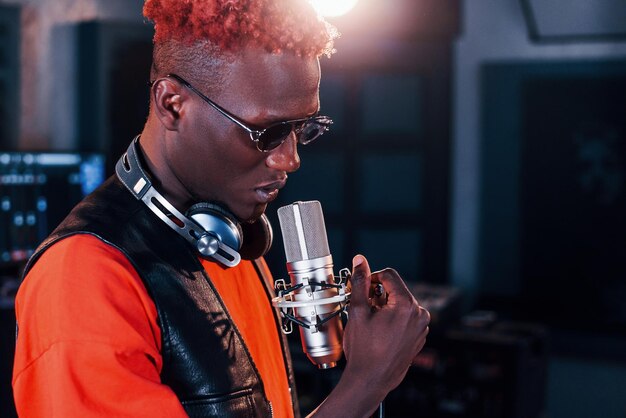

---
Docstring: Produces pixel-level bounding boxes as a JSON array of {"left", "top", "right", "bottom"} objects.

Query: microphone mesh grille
[{"left": 278, "top": 201, "right": 330, "bottom": 262}]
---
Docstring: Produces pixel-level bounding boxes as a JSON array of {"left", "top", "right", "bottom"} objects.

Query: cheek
[
  {"left": 206, "top": 128, "right": 263, "bottom": 175},
  {"left": 175, "top": 122, "right": 265, "bottom": 197}
]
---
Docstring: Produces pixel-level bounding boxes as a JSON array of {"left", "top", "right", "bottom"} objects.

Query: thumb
[{"left": 349, "top": 254, "right": 371, "bottom": 307}]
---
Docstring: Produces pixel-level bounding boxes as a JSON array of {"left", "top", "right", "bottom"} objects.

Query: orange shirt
[{"left": 13, "top": 234, "right": 293, "bottom": 417}]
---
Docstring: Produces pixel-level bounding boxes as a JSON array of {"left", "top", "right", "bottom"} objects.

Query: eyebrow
[{"left": 254, "top": 110, "right": 321, "bottom": 127}]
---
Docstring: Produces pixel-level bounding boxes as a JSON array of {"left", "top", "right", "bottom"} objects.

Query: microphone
[{"left": 273, "top": 201, "right": 350, "bottom": 369}]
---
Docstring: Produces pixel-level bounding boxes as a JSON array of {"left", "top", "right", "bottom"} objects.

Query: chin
[{"left": 238, "top": 203, "right": 268, "bottom": 224}]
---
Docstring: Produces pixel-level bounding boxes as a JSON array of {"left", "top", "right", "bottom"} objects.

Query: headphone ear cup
[
  {"left": 239, "top": 214, "right": 273, "bottom": 260},
  {"left": 186, "top": 202, "right": 244, "bottom": 252}
]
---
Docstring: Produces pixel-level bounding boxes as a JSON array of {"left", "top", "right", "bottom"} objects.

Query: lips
[{"left": 254, "top": 178, "right": 287, "bottom": 203}]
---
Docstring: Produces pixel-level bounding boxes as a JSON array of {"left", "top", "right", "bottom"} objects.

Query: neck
[{"left": 137, "top": 119, "right": 194, "bottom": 213}]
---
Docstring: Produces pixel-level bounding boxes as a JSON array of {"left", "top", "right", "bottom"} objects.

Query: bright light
[{"left": 311, "top": 0, "right": 359, "bottom": 18}]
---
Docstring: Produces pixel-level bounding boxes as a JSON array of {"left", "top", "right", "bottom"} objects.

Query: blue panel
[
  {"left": 319, "top": 74, "right": 346, "bottom": 133},
  {"left": 355, "top": 229, "right": 421, "bottom": 281},
  {"left": 279, "top": 152, "right": 345, "bottom": 215},
  {"left": 361, "top": 74, "right": 421, "bottom": 137},
  {"left": 358, "top": 154, "right": 421, "bottom": 212},
  {"left": 0, "top": 6, "right": 20, "bottom": 148}
]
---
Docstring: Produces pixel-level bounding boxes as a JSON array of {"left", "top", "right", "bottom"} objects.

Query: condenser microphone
[{"left": 274, "top": 200, "right": 349, "bottom": 369}]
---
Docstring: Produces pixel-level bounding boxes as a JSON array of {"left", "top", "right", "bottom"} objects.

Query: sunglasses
[{"left": 155, "top": 74, "right": 333, "bottom": 152}]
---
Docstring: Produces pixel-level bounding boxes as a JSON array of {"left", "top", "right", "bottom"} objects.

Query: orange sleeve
[{"left": 12, "top": 234, "right": 188, "bottom": 418}]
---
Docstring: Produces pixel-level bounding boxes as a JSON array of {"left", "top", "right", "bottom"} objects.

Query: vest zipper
[{"left": 269, "top": 401, "right": 274, "bottom": 417}]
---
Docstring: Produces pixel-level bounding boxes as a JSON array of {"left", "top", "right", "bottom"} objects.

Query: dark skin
[
  {"left": 140, "top": 45, "right": 430, "bottom": 418},
  {"left": 141, "top": 47, "right": 313, "bottom": 221}
]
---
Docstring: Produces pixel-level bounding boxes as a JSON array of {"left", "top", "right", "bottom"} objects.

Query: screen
[{"left": 0, "top": 152, "right": 105, "bottom": 265}]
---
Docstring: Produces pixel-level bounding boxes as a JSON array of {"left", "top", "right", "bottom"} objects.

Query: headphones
[{"left": 115, "top": 136, "right": 273, "bottom": 267}]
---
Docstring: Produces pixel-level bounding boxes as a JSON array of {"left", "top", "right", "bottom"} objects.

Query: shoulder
[
  {"left": 15, "top": 234, "right": 160, "bottom": 353},
  {"left": 22, "top": 234, "right": 140, "bottom": 299}
]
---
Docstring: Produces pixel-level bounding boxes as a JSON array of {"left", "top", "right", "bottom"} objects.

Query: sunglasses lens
[
  {"left": 298, "top": 123, "right": 327, "bottom": 144},
  {"left": 258, "top": 123, "right": 293, "bottom": 151},
  {"left": 256, "top": 117, "right": 332, "bottom": 151}
]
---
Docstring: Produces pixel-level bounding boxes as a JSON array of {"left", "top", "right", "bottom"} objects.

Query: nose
[{"left": 265, "top": 133, "right": 301, "bottom": 173}]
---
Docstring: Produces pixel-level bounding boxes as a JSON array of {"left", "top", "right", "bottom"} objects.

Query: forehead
[{"left": 218, "top": 48, "right": 321, "bottom": 119}]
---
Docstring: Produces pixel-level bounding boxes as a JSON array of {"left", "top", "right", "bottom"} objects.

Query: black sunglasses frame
[{"left": 150, "top": 73, "right": 332, "bottom": 152}]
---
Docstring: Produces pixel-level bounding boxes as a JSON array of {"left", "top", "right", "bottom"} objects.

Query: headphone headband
[{"left": 115, "top": 136, "right": 242, "bottom": 267}]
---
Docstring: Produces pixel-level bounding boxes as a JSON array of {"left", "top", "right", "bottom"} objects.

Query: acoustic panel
[
  {"left": 0, "top": 5, "right": 20, "bottom": 149},
  {"left": 522, "top": 0, "right": 626, "bottom": 42}
]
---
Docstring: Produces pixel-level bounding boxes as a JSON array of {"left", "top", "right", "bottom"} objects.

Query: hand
[{"left": 342, "top": 254, "right": 430, "bottom": 394}]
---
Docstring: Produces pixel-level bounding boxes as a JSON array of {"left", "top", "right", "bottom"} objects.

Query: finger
[
  {"left": 369, "top": 282, "right": 388, "bottom": 307},
  {"left": 349, "top": 254, "right": 372, "bottom": 307},
  {"left": 410, "top": 337, "right": 429, "bottom": 366},
  {"left": 421, "top": 306, "right": 432, "bottom": 326},
  {"left": 370, "top": 268, "right": 413, "bottom": 305},
  {"left": 410, "top": 323, "right": 431, "bottom": 365}
]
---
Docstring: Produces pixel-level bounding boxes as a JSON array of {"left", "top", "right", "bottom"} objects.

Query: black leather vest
[{"left": 23, "top": 176, "right": 299, "bottom": 418}]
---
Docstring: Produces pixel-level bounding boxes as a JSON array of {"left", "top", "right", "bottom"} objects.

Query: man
[{"left": 13, "top": 0, "right": 430, "bottom": 416}]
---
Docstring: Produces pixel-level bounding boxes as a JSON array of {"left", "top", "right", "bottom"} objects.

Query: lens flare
[{"left": 310, "top": 0, "right": 359, "bottom": 17}]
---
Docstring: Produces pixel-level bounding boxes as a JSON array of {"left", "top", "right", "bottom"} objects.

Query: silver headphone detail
[{"left": 115, "top": 136, "right": 272, "bottom": 267}]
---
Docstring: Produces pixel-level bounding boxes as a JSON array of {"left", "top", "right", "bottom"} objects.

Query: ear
[{"left": 151, "top": 78, "right": 187, "bottom": 131}]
